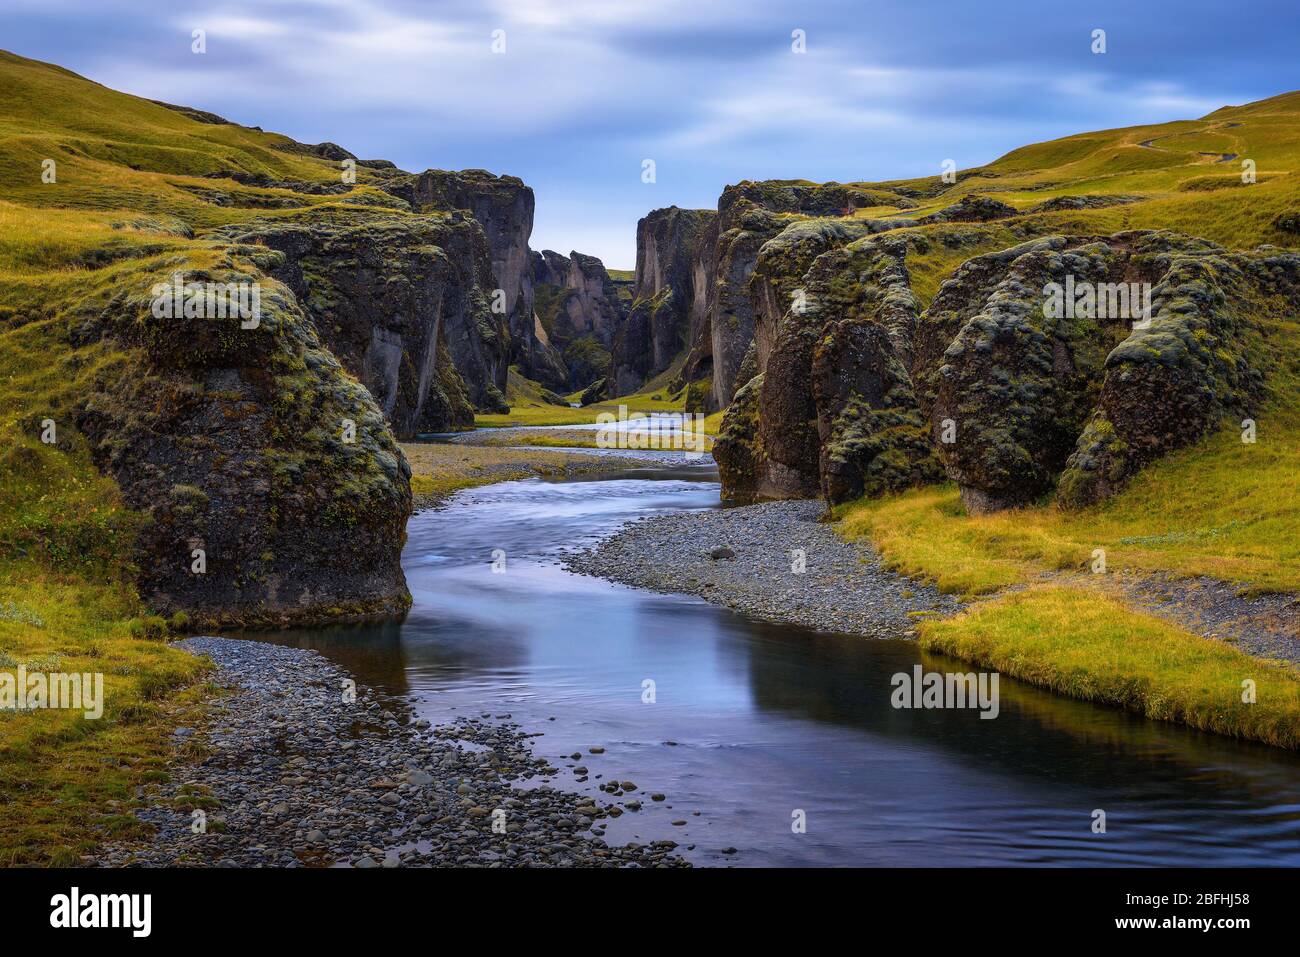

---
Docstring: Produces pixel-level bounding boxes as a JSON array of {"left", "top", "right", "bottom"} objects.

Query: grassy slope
[
  {"left": 865, "top": 91, "right": 1300, "bottom": 248},
  {"left": 920, "top": 586, "right": 1300, "bottom": 750},
  {"left": 829, "top": 95, "right": 1300, "bottom": 747},
  {"left": 0, "top": 49, "right": 415, "bottom": 863},
  {"left": 477, "top": 356, "right": 692, "bottom": 428}
]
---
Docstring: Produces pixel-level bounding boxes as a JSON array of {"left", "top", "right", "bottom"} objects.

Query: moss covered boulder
[
  {"left": 77, "top": 248, "right": 412, "bottom": 629},
  {"left": 931, "top": 238, "right": 1137, "bottom": 512},
  {"left": 1058, "top": 245, "right": 1298, "bottom": 507}
]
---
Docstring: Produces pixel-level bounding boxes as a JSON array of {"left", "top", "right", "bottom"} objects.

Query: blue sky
[{"left": 3, "top": 0, "right": 1297, "bottom": 268}]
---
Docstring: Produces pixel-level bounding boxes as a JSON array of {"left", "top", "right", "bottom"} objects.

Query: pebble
[
  {"left": 94, "top": 638, "right": 688, "bottom": 869},
  {"left": 565, "top": 501, "right": 959, "bottom": 637}
]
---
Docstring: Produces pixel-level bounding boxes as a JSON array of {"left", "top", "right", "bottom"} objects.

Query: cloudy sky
[{"left": 3, "top": 0, "right": 1297, "bottom": 267}]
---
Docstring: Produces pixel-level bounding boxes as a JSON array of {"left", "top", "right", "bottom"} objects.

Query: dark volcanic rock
[
  {"left": 610, "top": 207, "right": 716, "bottom": 395},
  {"left": 705, "top": 197, "right": 788, "bottom": 407},
  {"left": 219, "top": 212, "right": 509, "bottom": 434},
  {"left": 1273, "top": 210, "right": 1300, "bottom": 234},
  {"left": 702, "top": 181, "right": 906, "bottom": 409},
  {"left": 912, "top": 237, "right": 1074, "bottom": 424},
  {"left": 579, "top": 376, "right": 608, "bottom": 406},
  {"left": 929, "top": 230, "right": 1285, "bottom": 513},
  {"left": 742, "top": 219, "right": 882, "bottom": 497},
  {"left": 1058, "top": 242, "right": 1295, "bottom": 507},
  {"left": 749, "top": 218, "right": 874, "bottom": 378},
  {"left": 679, "top": 214, "right": 721, "bottom": 410},
  {"left": 1027, "top": 194, "right": 1142, "bottom": 214},
  {"left": 622, "top": 181, "right": 912, "bottom": 413},
  {"left": 77, "top": 246, "right": 411, "bottom": 629}
]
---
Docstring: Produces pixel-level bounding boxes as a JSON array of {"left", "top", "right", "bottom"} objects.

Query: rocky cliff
[
  {"left": 386, "top": 168, "right": 565, "bottom": 390},
  {"left": 219, "top": 210, "right": 508, "bottom": 435},
  {"left": 609, "top": 206, "right": 717, "bottom": 396},
  {"left": 532, "top": 249, "right": 627, "bottom": 390},
  {"left": 715, "top": 223, "right": 1298, "bottom": 511},
  {"left": 608, "top": 182, "right": 908, "bottom": 414},
  {"left": 74, "top": 245, "right": 412, "bottom": 629}
]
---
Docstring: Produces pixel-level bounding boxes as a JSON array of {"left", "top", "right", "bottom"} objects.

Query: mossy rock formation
[
  {"left": 1058, "top": 244, "right": 1297, "bottom": 507},
  {"left": 716, "top": 223, "right": 1298, "bottom": 513},
  {"left": 219, "top": 212, "right": 508, "bottom": 436},
  {"left": 76, "top": 250, "right": 412, "bottom": 629},
  {"left": 931, "top": 236, "right": 1140, "bottom": 512}
]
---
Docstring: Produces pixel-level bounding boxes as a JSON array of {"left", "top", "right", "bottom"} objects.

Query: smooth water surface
[{"left": 252, "top": 458, "right": 1300, "bottom": 866}]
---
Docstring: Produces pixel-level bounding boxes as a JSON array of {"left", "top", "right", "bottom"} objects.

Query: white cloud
[{"left": 44, "top": 0, "right": 1257, "bottom": 264}]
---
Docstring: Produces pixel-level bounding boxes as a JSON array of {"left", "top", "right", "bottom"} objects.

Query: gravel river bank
[
  {"left": 97, "top": 467, "right": 1300, "bottom": 868},
  {"left": 96, "top": 638, "right": 686, "bottom": 868},
  {"left": 564, "top": 499, "right": 960, "bottom": 637}
]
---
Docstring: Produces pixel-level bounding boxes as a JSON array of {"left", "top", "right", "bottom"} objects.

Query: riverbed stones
[
  {"left": 95, "top": 638, "right": 687, "bottom": 869},
  {"left": 565, "top": 500, "right": 958, "bottom": 636}
]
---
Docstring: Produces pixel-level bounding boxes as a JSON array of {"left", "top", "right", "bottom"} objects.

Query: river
[{"left": 249, "top": 447, "right": 1300, "bottom": 866}]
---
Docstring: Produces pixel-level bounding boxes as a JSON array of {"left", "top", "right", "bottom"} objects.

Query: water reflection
[{"left": 241, "top": 466, "right": 1300, "bottom": 866}]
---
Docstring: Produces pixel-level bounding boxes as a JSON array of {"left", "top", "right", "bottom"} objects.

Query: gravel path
[
  {"left": 96, "top": 638, "right": 686, "bottom": 868},
  {"left": 1119, "top": 574, "right": 1300, "bottom": 664},
  {"left": 564, "top": 500, "right": 960, "bottom": 638}
]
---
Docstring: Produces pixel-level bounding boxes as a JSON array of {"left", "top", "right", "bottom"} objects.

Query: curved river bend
[{"left": 250, "top": 456, "right": 1300, "bottom": 866}]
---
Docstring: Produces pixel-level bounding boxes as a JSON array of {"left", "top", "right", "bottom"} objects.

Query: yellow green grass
[
  {"left": 402, "top": 441, "right": 672, "bottom": 508},
  {"left": 839, "top": 299, "right": 1300, "bottom": 597},
  {"left": 0, "top": 561, "right": 208, "bottom": 865},
  {"left": 476, "top": 376, "right": 689, "bottom": 428},
  {"left": 474, "top": 390, "right": 687, "bottom": 428},
  {"left": 853, "top": 92, "right": 1300, "bottom": 279},
  {"left": 920, "top": 586, "right": 1300, "bottom": 749}
]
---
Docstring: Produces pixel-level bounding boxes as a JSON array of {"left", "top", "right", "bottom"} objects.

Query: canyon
[
  {"left": 6, "top": 47, "right": 1300, "bottom": 874},
  {"left": 6, "top": 48, "right": 1300, "bottom": 632}
]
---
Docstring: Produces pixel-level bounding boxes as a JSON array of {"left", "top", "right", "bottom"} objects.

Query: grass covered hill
[
  {"left": 0, "top": 49, "right": 467, "bottom": 863},
  {"left": 2, "top": 44, "right": 1300, "bottom": 863}
]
